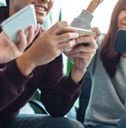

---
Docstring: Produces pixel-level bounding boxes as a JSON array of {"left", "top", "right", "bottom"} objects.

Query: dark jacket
[{"left": 0, "top": 30, "right": 81, "bottom": 123}]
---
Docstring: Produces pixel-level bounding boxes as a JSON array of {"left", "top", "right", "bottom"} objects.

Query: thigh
[
  {"left": 5, "top": 114, "right": 47, "bottom": 128},
  {"left": 5, "top": 114, "right": 84, "bottom": 128},
  {"left": 39, "top": 116, "right": 84, "bottom": 128}
]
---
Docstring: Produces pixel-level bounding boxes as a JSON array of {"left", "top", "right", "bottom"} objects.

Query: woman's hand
[
  {"left": 66, "top": 36, "right": 98, "bottom": 83},
  {"left": 0, "top": 25, "right": 39, "bottom": 63},
  {"left": 91, "top": 27, "right": 101, "bottom": 40}
]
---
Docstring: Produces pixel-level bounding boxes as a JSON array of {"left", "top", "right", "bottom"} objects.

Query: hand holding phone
[
  {"left": 64, "top": 27, "right": 96, "bottom": 52},
  {"left": 0, "top": 4, "right": 37, "bottom": 43},
  {"left": 68, "top": 27, "right": 96, "bottom": 38}
]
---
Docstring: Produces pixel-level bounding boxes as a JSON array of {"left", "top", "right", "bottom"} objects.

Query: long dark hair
[{"left": 100, "top": 0, "right": 126, "bottom": 77}]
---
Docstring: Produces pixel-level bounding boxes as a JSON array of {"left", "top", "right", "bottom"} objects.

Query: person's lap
[
  {"left": 4, "top": 114, "right": 84, "bottom": 128},
  {"left": 3, "top": 114, "right": 126, "bottom": 128}
]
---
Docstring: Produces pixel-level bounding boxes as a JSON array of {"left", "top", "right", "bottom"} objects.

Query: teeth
[
  {"left": 41, "top": 8, "right": 45, "bottom": 11},
  {"left": 36, "top": 7, "right": 45, "bottom": 12}
]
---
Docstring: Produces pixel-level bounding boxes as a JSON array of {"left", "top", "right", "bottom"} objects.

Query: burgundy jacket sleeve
[
  {"left": 0, "top": 61, "right": 32, "bottom": 111},
  {"left": 39, "top": 55, "right": 82, "bottom": 117}
]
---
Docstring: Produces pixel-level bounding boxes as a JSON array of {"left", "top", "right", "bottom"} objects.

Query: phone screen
[
  {"left": 0, "top": 4, "right": 37, "bottom": 43},
  {"left": 114, "top": 29, "right": 126, "bottom": 53}
]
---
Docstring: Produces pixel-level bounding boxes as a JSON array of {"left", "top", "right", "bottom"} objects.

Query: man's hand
[
  {"left": 0, "top": 25, "right": 36, "bottom": 63},
  {"left": 66, "top": 36, "right": 98, "bottom": 83}
]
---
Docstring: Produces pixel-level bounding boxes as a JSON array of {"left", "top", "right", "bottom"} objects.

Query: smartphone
[
  {"left": 68, "top": 27, "right": 96, "bottom": 38},
  {"left": 114, "top": 29, "right": 126, "bottom": 53},
  {"left": 0, "top": 4, "right": 37, "bottom": 43},
  {"left": 64, "top": 27, "right": 96, "bottom": 52}
]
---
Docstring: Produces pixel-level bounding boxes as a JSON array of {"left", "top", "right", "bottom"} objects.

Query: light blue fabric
[
  {"left": 71, "top": 10, "right": 93, "bottom": 29},
  {"left": 84, "top": 39, "right": 126, "bottom": 126}
]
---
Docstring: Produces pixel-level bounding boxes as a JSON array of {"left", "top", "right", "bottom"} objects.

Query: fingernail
[{"left": 75, "top": 33, "right": 79, "bottom": 38}]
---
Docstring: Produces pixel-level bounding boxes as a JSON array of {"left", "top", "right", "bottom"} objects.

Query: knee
[{"left": 40, "top": 117, "right": 84, "bottom": 128}]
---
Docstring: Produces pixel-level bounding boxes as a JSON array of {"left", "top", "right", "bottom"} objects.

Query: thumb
[{"left": 17, "top": 29, "right": 27, "bottom": 52}]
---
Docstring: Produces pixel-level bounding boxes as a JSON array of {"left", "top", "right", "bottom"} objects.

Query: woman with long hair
[{"left": 72, "top": 0, "right": 126, "bottom": 127}]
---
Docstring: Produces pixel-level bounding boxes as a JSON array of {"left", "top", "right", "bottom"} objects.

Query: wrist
[
  {"left": 16, "top": 54, "right": 36, "bottom": 76},
  {"left": 71, "top": 68, "right": 86, "bottom": 84}
]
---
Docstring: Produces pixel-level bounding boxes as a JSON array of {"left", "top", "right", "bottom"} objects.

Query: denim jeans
[{"left": 3, "top": 114, "right": 84, "bottom": 128}]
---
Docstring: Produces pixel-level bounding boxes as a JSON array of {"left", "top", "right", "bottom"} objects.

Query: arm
[
  {"left": 39, "top": 55, "right": 81, "bottom": 117},
  {"left": 70, "top": 10, "right": 93, "bottom": 29},
  {"left": 38, "top": 32, "right": 97, "bottom": 117},
  {"left": 40, "top": 37, "right": 97, "bottom": 117},
  {"left": 70, "top": 0, "right": 104, "bottom": 29},
  {"left": 15, "top": 21, "right": 97, "bottom": 117},
  {"left": 0, "top": 21, "right": 78, "bottom": 113},
  {"left": 0, "top": 61, "right": 31, "bottom": 111},
  {"left": 0, "top": 25, "right": 39, "bottom": 111},
  {"left": 87, "top": 0, "right": 104, "bottom": 13}
]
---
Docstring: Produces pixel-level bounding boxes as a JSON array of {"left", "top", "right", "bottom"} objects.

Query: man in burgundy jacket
[{"left": 0, "top": 0, "right": 97, "bottom": 127}]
